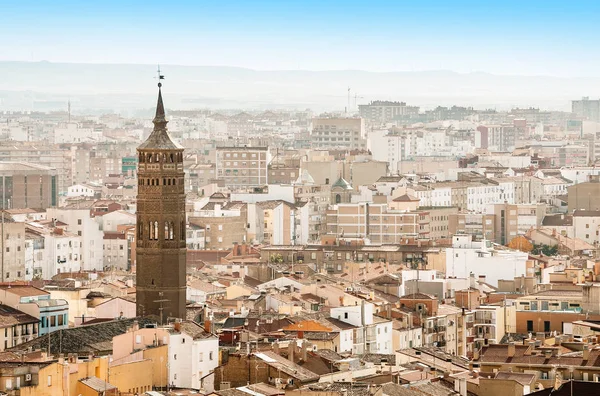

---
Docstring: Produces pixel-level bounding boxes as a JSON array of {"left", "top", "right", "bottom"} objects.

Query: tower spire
[
  {"left": 138, "top": 66, "right": 181, "bottom": 150},
  {"left": 153, "top": 65, "right": 166, "bottom": 126}
]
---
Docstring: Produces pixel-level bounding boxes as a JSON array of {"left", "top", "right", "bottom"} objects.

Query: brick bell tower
[{"left": 135, "top": 78, "right": 186, "bottom": 321}]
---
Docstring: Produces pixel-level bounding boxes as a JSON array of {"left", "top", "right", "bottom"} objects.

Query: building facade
[{"left": 215, "top": 147, "right": 268, "bottom": 188}]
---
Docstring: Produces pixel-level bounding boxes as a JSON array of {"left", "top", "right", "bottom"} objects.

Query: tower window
[
  {"left": 163, "top": 178, "right": 166, "bottom": 185},
  {"left": 170, "top": 153, "right": 174, "bottom": 163},
  {"left": 168, "top": 179, "right": 171, "bottom": 185},
  {"left": 150, "top": 221, "right": 159, "bottom": 240},
  {"left": 155, "top": 153, "right": 159, "bottom": 162},
  {"left": 147, "top": 153, "right": 152, "bottom": 162},
  {"left": 165, "top": 222, "right": 174, "bottom": 240},
  {"left": 172, "top": 178, "right": 176, "bottom": 185}
]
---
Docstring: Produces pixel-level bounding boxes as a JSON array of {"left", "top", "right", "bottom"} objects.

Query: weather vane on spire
[{"left": 156, "top": 65, "right": 165, "bottom": 88}]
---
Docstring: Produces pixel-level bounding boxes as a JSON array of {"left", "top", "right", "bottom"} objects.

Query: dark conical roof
[{"left": 138, "top": 86, "right": 182, "bottom": 150}]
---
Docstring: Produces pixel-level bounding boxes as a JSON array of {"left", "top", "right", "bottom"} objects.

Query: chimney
[
  {"left": 507, "top": 342, "right": 515, "bottom": 358},
  {"left": 132, "top": 320, "right": 139, "bottom": 332},
  {"left": 273, "top": 341, "right": 280, "bottom": 354},
  {"left": 174, "top": 321, "right": 181, "bottom": 333},
  {"left": 288, "top": 341, "right": 295, "bottom": 361},
  {"left": 473, "top": 348, "right": 480, "bottom": 361},
  {"left": 301, "top": 341, "right": 308, "bottom": 361},
  {"left": 204, "top": 319, "right": 212, "bottom": 334},
  {"left": 543, "top": 349, "right": 552, "bottom": 359},
  {"left": 583, "top": 344, "right": 590, "bottom": 361},
  {"left": 478, "top": 275, "right": 486, "bottom": 283}
]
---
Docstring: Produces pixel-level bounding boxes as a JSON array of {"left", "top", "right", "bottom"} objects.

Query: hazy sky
[{"left": 3, "top": 0, "right": 600, "bottom": 77}]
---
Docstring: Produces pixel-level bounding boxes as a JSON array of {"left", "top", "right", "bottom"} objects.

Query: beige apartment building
[
  {"left": 311, "top": 118, "right": 366, "bottom": 150},
  {"left": 488, "top": 202, "right": 546, "bottom": 245},
  {"left": 1, "top": 221, "right": 27, "bottom": 281},
  {"left": 0, "top": 162, "right": 59, "bottom": 209},
  {"left": 423, "top": 206, "right": 459, "bottom": 240},
  {"left": 190, "top": 202, "right": 248, "bottom": 249},
  {"left": 326, "top": 203, "right": 430, "bottom": 243},
  {"left": 215, "top": 147, "right": 269, "bottom": 188},
  {"left": 186, "top": 163, "right": 217, "bottom": 194},
  {"left": 568, "top": 176, "right": 600, "bottom": 212},
  {"left": 449, "top": 213, "right": 496, "bottom": 241},
  {"left": 0, "top": 142, "right": 71, "bottom": 193}
]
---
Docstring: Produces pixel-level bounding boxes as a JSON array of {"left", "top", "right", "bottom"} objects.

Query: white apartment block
[{"left": 46, "top": 208, "right": 104, "bottom": 272}]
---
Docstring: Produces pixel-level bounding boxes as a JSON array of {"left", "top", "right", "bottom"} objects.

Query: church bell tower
[{"left": 135, "top": 79, "right": 186, "bottom": 321}]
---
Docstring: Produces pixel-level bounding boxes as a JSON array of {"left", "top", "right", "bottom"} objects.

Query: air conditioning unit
[{"left": 25, "top": 374, "right": 32, "bottom": 381}]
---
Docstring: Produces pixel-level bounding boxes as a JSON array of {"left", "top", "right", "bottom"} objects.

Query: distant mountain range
[{"left": 0, "top": 61, "right": 596, "bottom": 113}]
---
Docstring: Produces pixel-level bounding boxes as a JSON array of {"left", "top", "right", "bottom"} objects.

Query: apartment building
[
  {"left": 567, "top": 176, "right": 600, "bottom": 212},
  {"left": 573, "top": 96, "right": 600, "bottom": 122},
  {"left": 475, "top": 124, "right": 516, "bottom": 151},
  {"left": 0, "top": 305, "right": 38, "bottom": 351},
  {"left": 359, "top": 101, "right": 419, "bottom": 123},
  {"left": 294, "top": 178, "right": 330, "bottom": 243},
  {"left": 0, "top": 286, "right": 68, "bottom": 336},
  {"left": 422, "top": 206, "right": 459, "bottom": 240},
  {"left": 449, "top": 213, "right": 496, "bottom": 241},
  {"left": 186, "top": 163, "right": 217, "bottom": 194},
  {"left": 330, "top": 303, "right": 393, "bottom": 355},
  {"left": 0, "top": 162, "right": 58, "bottom": 209},
  {"left": 514, "top": 290, "right": 590, "bottom": 333},
  {"left": 258, "top": 200, "right": 297, "bottom": 245},
  {"left": 311, "top": 118, "right": 366, "bottom": 150},
  {"left": 215, "top": 146, "right": 269, "bottom": 188},
  {"left": 445, "top": 235, "right": 530, "bottom": 287},
  {"left": 572, "top": 210, "right": 600, "bottom": 245},
  {"left": 487, "top": 202, "right": 546, "bottom": 245},
  {"left": 0, "top": 221, "right": 26, "bottom": 281},
  {"left": 190, "top": 201, "right": 248, "bottom": 249},
  {"left": 325, "top": 203, "right": 430, "bottom": 243},
  {"left": 103, "top": 232, "right": 128, "bottom": 270},
  {"left": 0, "top": 142, "right": 71, "bottom": 193},
  {"left": 26, "top": 222, "right": 82, "bottom": 279},
  {"left": 46, "top": 207, "right": 104, "bottom": 272},
  {"left": 472, "top": 305, "right": 516, "bottom": 346}
]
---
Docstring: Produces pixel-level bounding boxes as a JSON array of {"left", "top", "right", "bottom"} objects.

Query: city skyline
[{"left": 2, "top": 0, "right": 600, "bottom": 77}]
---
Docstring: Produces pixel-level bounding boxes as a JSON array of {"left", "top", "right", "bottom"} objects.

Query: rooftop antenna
[
  {"left": 67, "top": 99, "right": 71, "bottom": 123},
  {"left": 346, "top": 86, "right": 351, "bottom": 115}
]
